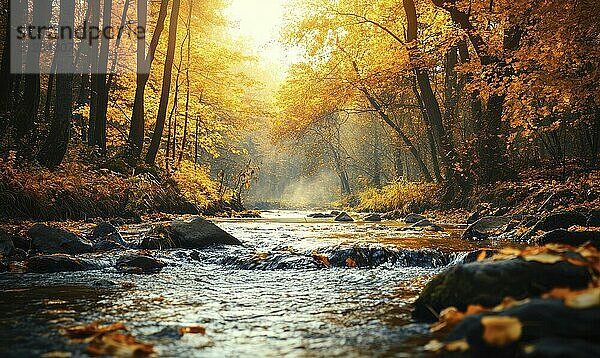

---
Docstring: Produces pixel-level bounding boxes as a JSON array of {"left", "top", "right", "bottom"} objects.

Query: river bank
[{"left": 1, "top": 207, "right": 599, "bottom": 356}]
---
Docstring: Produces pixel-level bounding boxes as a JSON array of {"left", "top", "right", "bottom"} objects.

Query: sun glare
[{"left": 224, "top": 0, "right": 300, "bottom": 82}]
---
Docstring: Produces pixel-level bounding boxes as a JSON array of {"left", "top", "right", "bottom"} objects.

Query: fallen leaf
[
  {"left": 86, "top": 333, "right": 154, "bottom": 357},
  {"left": 423, "top": 339, "right": 444, "bottom": 352},
  {"left": 178, "top": 325, "right": 206, "bottom": 335},
  {"left": 60, "top": 321, "right": 126, "bottom": 341},
  {"left": 522, "top": 253, "right": 563, "bottom": 264},
  {"left": 345, "top": 257, "right": 357, "bottom": 268},
  {"left": 446, "top": 339, "right": 470, "bottom": 352},
  {"left": 311, "top": 252, "right": 330, "bottom": 267},
  {"left": 40, "top": 351, "right": 72, "bottom": 358},
  {"left": 564, "top": 287, "right": 600, "bottom": 309},
  {"left": 476, "top": 250, "right": 488, "bottom": 262},
  {"left": 481, "top": 316, "right": 522, "bottom": 347}
]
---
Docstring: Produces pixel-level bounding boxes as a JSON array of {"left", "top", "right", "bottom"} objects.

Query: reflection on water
[{"left": 0, "top": 211, "right": 487, "bottom": 357}]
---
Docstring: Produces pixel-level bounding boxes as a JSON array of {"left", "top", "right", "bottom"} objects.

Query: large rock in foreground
[
  {"left": 443, "top": 299, "right": 600, "bottom": 357},
  {"left": 28, "top": 224, "right": 93, "bottom": 254},
  {"left": 412, "top": 258, "right": 591, "bottom": 322}
]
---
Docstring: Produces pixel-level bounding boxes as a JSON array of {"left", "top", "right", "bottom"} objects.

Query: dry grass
[{"left": 355, "top": 181, "right": 441, "bottom": 214}]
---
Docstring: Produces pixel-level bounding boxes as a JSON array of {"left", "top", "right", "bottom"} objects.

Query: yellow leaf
[
  {"left": 345, "top": 257, "right": 357, "bottom": 268},
  {"left": 446, "top": 339, "right": 470, "bottom": 352},
  {"left": 481, "top": 316, "right": 522, "bottom": 347},
  {"left": 423, "top": 339, "right": 444, "bottom": 352},
  {"left": 564, "top": 288, "right": 600, "bottom": 309},
  {"left": 178, "top": 325, "right": 206, "bottom": 335},
  {"left": 522, "top": 253, "right": 563, "bottom": 264}
]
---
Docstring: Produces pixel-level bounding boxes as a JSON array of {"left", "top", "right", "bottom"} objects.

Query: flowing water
[{"left": 0, "top": 211, "right": 495, "bottom": 357}]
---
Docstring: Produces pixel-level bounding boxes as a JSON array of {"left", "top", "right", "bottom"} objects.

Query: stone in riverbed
[
  {"left": 412, "top": 258, "right": 591, "bottom": 322},
  {"left": 139, "top": 217, "right": 241, "bottom": 249},
  {"left": 462, "top": 216, "right": 512, "bottom": 240},
  {"left": 403, "top": 213, "right": 426, "bottom": 224},
  {"left": 0, "top": 232, "right": 15, "bottom": 259},
  {"left": 91, "top": 222, "right": 127, "bottom": 246},
  {"left": 532, "top": 229, "right": 600, "bottom": 249},
  {"left": 28, "top": 224, "right": 93, "bottom": 254},
  {"left": 170, "top": 217, "right": 241, "bottom": 248},
  {"left": 363, "top": 213, "right": 382, "bottom": 222},
  {"left": 28, "top": 254, "right": 95, "bottom": 273},
  {"left": 520, "top": 211, "right": 588, "bottom": 240},
  {"left": 116, "top": 254, "right": 165, "bottom": 274},
  {"left": 334, "top": 212, "right": 354, "bottom": 222},
  {"left": 443, "top": 299, "right": 600, "bottom": 356},
  {"left": 93, "top": 240, "right": 127, "bottom": 252}
]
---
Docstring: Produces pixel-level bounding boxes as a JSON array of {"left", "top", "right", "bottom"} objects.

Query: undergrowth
[{"left": 0, "top": 151, "right": 237, "bottom": 221}]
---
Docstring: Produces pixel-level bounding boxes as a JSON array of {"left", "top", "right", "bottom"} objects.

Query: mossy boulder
[{"left": 412, "top": 258, "right": 591, "bottom": 322}]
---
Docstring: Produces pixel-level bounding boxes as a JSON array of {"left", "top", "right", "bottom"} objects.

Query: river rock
[
  {"left": 116, "top": 254, "right": 165, "bottom": 274},
  {"left": 404, "top": 213, "right": 426, "bottom": 224},
  {"left": 307, "top": 212, "right": 334, "bottom": 218},
  {"left": 28, "top": 254, "right": 93, "bottom": 273},
  {"left": 531, "top": 229, "right": 600, "bottom": 249},
  {"left": 412, "top": 258, "right": 591, "bottom": 322},
  {"left": 462, "top": 216, "right": 512, "bottom": 240},
  {"left": 363, "top": 213, "right": 382, "bottom": 222},
  {"left": 0, "top": 232, "right": 15, "bottom": 259},
  {"left": 93, "top": 240, "right": 127, "bottom": 252},
  {"left": 170, "top": 217, "right": 241, "bottom": 248},
  {"left": 443, "top": 299, "right": 600, "bottom": 357},
  {"left": 404, "top": 219, "right": 444, "bottom": 231},
  {"left": 587, "top": 210, "right": 600, "bottom": 227},
  {"left": 521, "top": 211, "right": 588, "bottom": 240},
  {"left": 28, "top": 224, "right": 93, "bottom": 254},
  {"left": 91, "top": 222, "right": 127, "bottom": 246},
  {"left": 334, "top": 212, "right": 354, "bottom": 222},
  {"left": 0, "top": 229, "right": 30, "bottom": 252}
]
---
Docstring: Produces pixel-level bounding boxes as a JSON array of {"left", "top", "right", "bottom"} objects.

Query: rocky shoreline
[{"left": 1, "top": 208, "right": 599, "bottom": 356}]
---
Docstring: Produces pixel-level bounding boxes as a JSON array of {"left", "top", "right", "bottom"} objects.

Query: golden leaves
[
  {"left": 312, "top": 251, "right": 331, "bottom": 267},
  {"left": 543, "top": 287, "right": 600, "bottom": 309},
  {"left": 86, "top": 333, "right": 155, "bottom": 357},
  {"left": 60, "top": 321, "right": 154, "bottom": 357},
  {"left": 178, "top": 325, "right": 207, "bottom": 335},
  {"left": 481, "top": 316, "right": 522, "bottom": 347}
]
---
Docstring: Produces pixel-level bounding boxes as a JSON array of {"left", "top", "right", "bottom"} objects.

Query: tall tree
[
  {"left": 87, "top": 0, "right": 101, "bottom": 145},
  {"left": 14, "top": 0, "right": 52, "bottom": 155},
  {"left": 38, "top": 0, "right": 74, "bottom": 168},
  {"left": 91, "top": 0, "right": 113, "bottom": 153},
  {"left": 145, "top": 0, "right": 181, "bottom": 165},
  {"left": 127, "top": 0, "right": 169, "bottom": 160},
  {"left": 403, "top": 0, "right": 466, "bottom": 194}
]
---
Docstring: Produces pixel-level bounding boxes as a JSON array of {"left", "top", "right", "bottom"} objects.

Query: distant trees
[
  {"left": 278, "top": 0, "right": 600, "bottom": 198},
  {"left": 0, "top": 0, "right": 258, "bottom": 172}
]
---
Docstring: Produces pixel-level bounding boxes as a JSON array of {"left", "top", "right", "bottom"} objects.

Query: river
[{"left": 0, "top": 210, "right": 495, "bottom": 357}]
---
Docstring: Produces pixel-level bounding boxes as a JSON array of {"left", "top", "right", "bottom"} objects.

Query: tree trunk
[
  {"left": 145, "top": 0, "right": 181, "bottom": 165},
  {"left": 0, "top": 8, "right": 11, "bottom": 114},
  {"left": 127, "top": 0, "right": 169, "bottom": 160},
  {"left": 14, "top": 0, "right": 52, "bottom": 155},
  {"left": 403, "top": 0, "right": 466, "bottom": 192},
  {"left": 37, "top": 0, "right": 74, "bottom": 168},
  {"left": 92, "top": 0, "right": 113, "bottom": 154},
  {"left": 362, "top": 89, "right": 434, "bottom": 182},
  {"left": 87, "top": 0, "right": 101, "bottom": 145},
  {"left": 411, "top": 77, "right": 442, "bottom": 182},
  {"left": 178, "top": 0, "right": 192, "bottom": 164}
]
